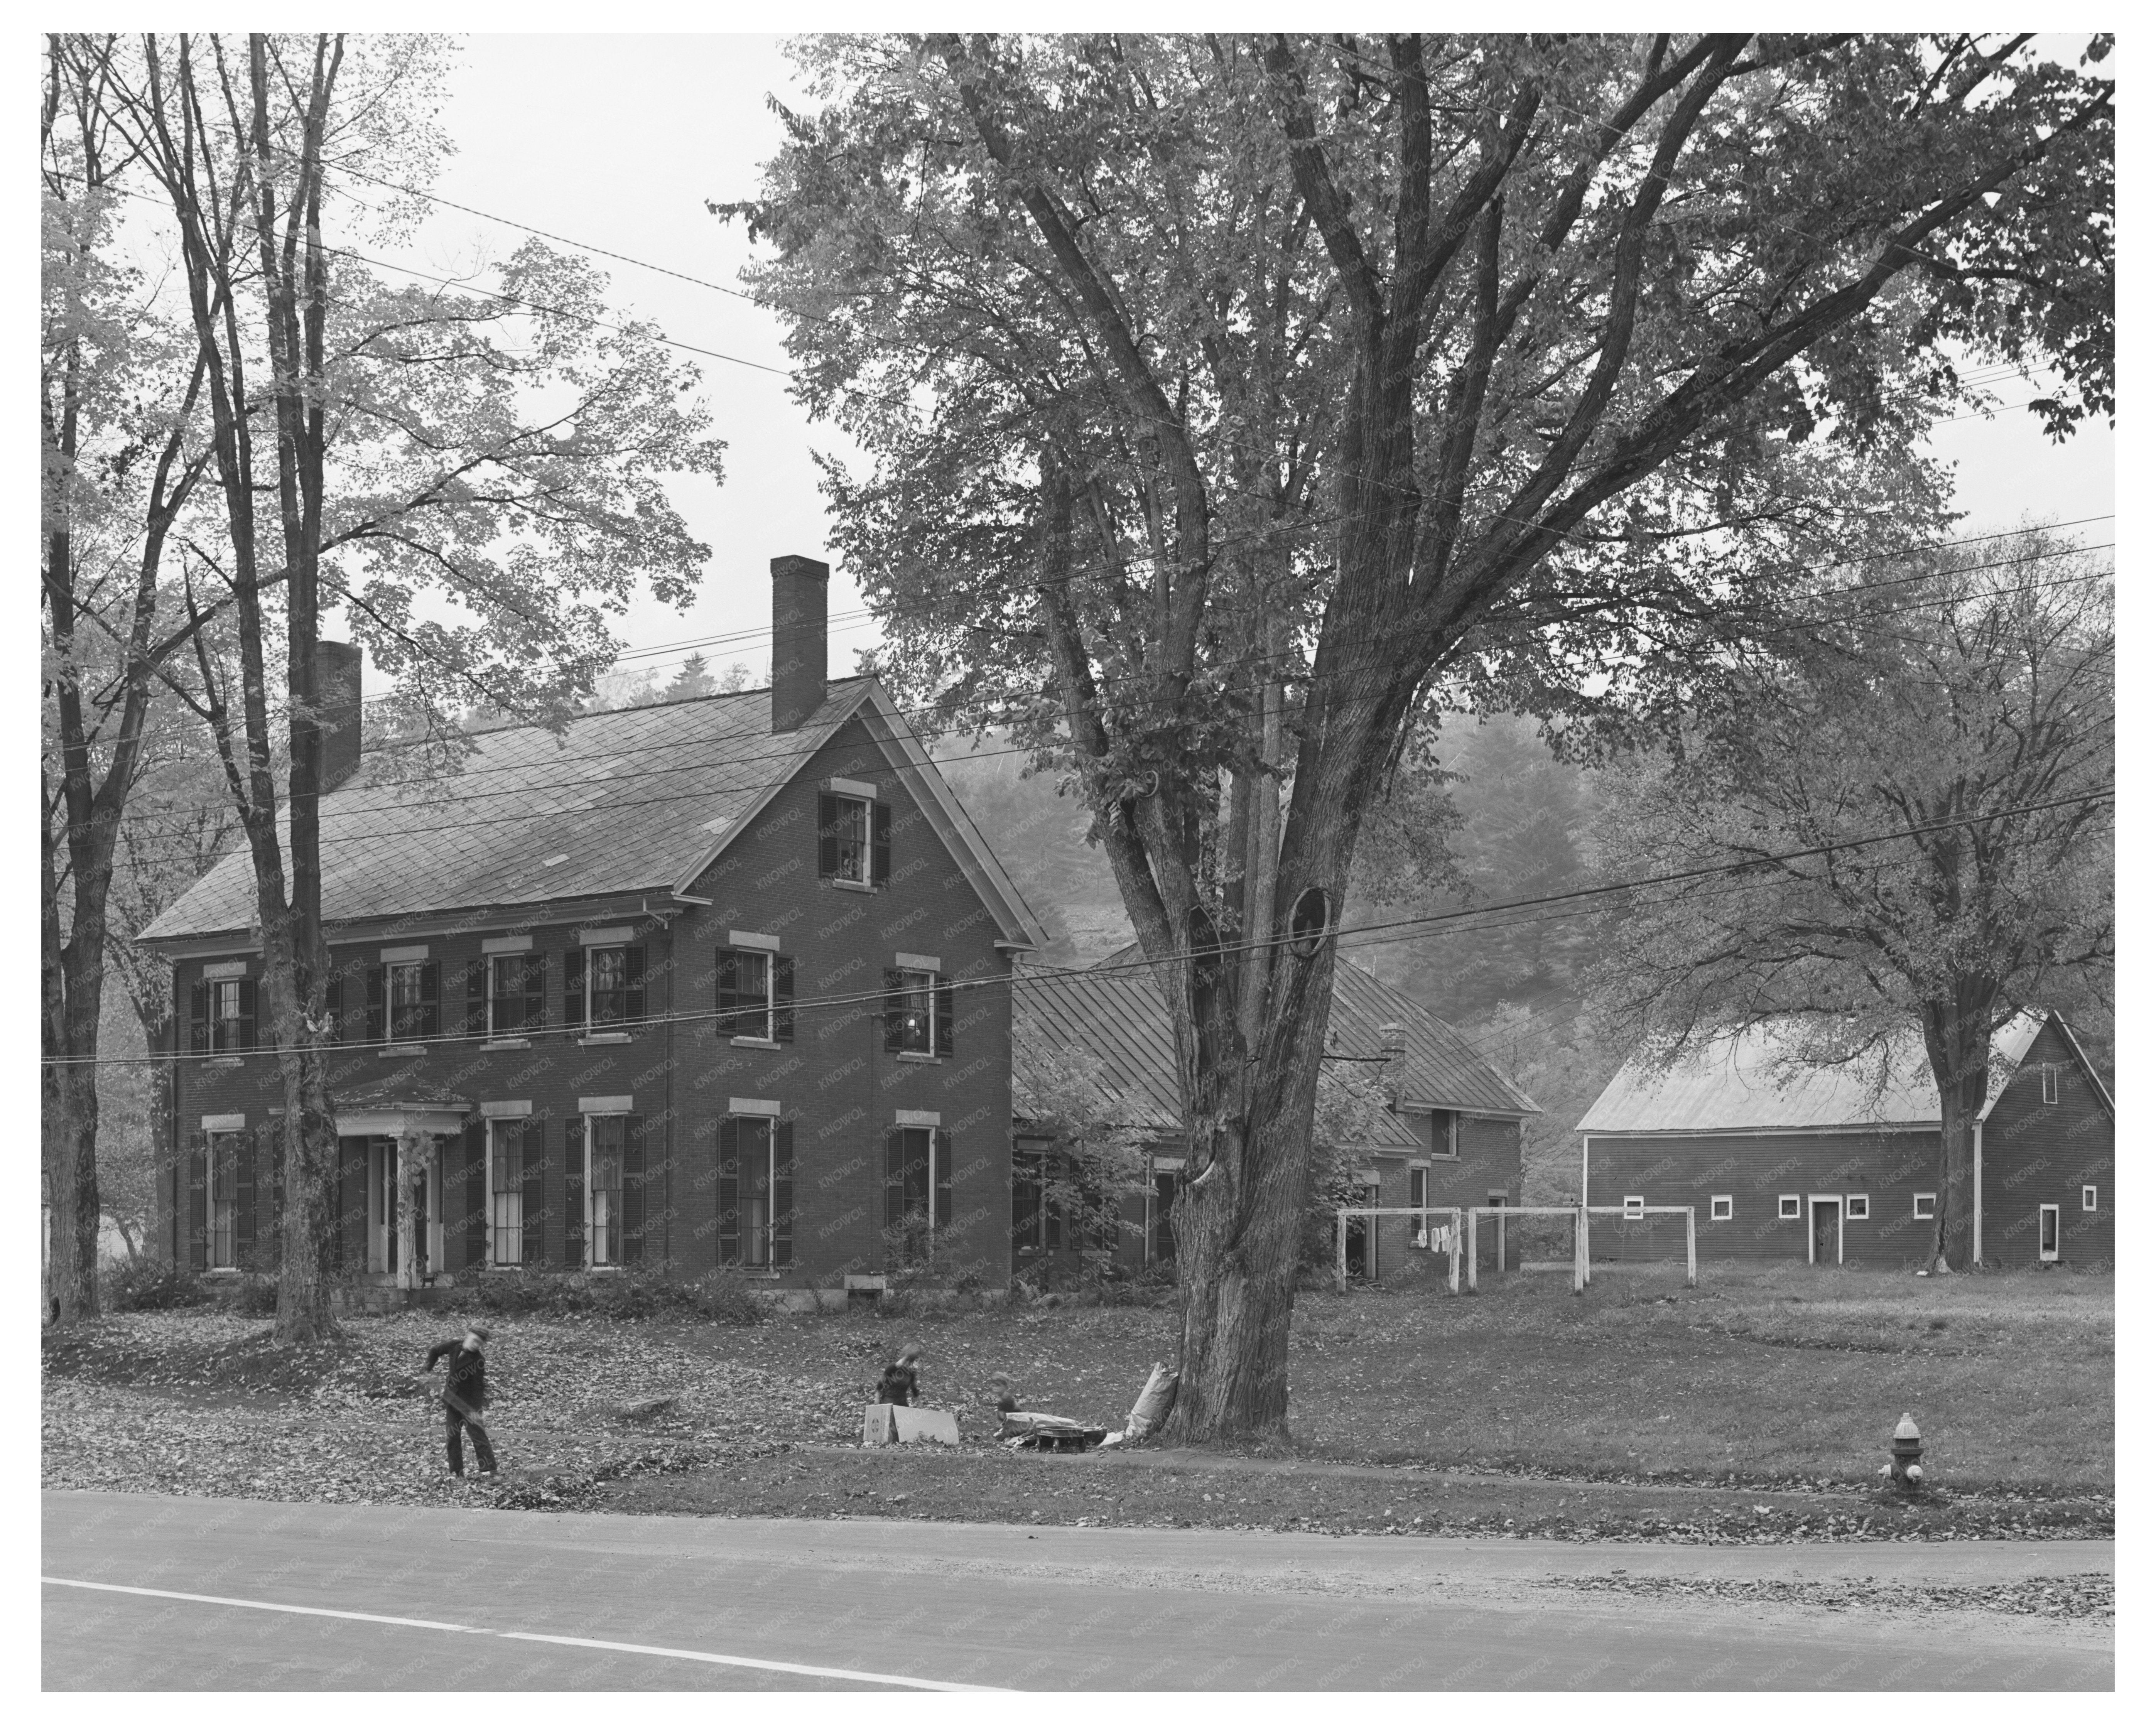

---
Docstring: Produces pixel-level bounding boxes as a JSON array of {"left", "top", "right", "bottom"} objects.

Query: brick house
[
  {"left": 1576, "top": 1011, "right": 2114, "bottom": 1268},
  {"left": 1010, "top": 952, "right": 1538, "bottom": 1280},
  {"left": 140, "top": 557, "right": 1049, "bottom": 1295}
]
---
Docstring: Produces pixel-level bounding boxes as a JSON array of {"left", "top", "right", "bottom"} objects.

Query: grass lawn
[{"left": 42, "top": 1260, "right": 2109, "bottom": 1540}]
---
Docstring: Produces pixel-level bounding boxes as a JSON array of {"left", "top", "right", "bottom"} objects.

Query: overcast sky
[{"left": 374, "top": 34, "right": 2115, "bottom": 690}]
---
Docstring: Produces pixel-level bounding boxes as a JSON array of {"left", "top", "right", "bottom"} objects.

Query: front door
[
  {"left": 1810, "top": 1197, "right": 1840, "bottom": 1265},
  {"left": 366, "top": 1139, "right": 432, "bottom": 1277},
  {"left": 2039, "top": 1203, "right": 2060, "bottom": 1263},
  {"left": 1150, "top": 1173, "right": 1177, "bottom": 1265}
]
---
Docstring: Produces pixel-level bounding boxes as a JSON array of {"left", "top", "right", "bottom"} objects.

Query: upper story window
[
  {"left": 2040, "top": 1064, "right": 2060, "bottom": 1105},
  {"left": 1429, "top": 1110, "right": 1459, "bottom": 1160},
  {"left": 818, "top": 787, "right": 891, "bottom": 887},
  {"left": 883, "top": 967, "right": 953, "bottom": 1057},
  {"left": 380, "top": 959, "right": 437, "bottom": 1044},
  {"left": 565, "top": 938, "right": 645, "bottom": 1033},
  {"left": 717, "top": 947, "right": 794, "bottom": 1043},
  {"left": 485, "top": 952, "right": 545, "bottom": 1038},
  {"left": 189, "top": 975, "right": 257, "bottom": 1053}
]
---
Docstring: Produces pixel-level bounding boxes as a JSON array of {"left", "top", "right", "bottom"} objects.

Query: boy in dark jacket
[
  {"left": 876, "top": 1343, "right": 923, "bottom": 1407},
  {"left": 424, "top": 1325, "right": 496, "bottom": 1478}
]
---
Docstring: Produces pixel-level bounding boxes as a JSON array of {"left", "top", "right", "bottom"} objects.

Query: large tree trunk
[{"left": 1920, "top": 986, "right": 1996, "bottom": 1271}]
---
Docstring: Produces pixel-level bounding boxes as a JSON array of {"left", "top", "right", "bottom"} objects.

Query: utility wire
[{"left": 51, "top": 784, "right": 2111, "bottom": 1068}]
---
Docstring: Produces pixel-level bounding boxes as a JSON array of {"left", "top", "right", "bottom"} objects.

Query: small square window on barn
[
  {"left": 2041, "top": 1064, "right": 2060, "bottom": 1105},
  {"left": 2083, "top": 1185, "right": 2099, "bottom": 1212},
  {"left": 1778, "top": 1194, "right": 1800, "bottom": 1220},
  {"left": 1913, "top": 1192, "right": 1937, "bottom": 1220},
  {"left": 1846, "top": 1194, "right": 1870, "bottom": 1221},
  {"left": 1710, "top": 1195, "right": 1733, "bottom": 1222},
  {"left": 1622, "top": 1194, "right": 1645, "bottom": 1219}
]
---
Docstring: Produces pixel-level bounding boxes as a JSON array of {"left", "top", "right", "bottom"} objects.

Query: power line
[{"left": 51, "top": 785, "right": 2111, "bottom": 1068}]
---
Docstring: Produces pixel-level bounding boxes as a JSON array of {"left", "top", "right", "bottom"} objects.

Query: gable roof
[
  {"left": 1575, "top": 1010, "right": 2105, "bottom": 1136},
  {"left": 1012, "top": 948, "right": 1536, "bottom": 1147},
  {"left": 141, "top": 677, "right": 1047, "bottom": 950}
]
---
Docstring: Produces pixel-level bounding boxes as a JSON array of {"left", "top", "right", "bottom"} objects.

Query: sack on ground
[{"left": 1124, "top": 1361, "right": 1179, "bottom": 1439}]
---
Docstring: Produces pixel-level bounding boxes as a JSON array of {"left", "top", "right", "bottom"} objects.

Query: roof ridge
[{"left": 361, "top": 674, "right": 876, "bottom": 757}]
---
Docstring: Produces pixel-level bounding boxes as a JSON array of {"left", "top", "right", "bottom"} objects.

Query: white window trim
[
  {"left": 486, "top": 1117, "right": 526, "bottom": 1269},
  {"left": 1622, "top": 1194, "right": 1646, "bottom": 1219},
  {"left": 380, "top": 944, "right": 428, "bottom": 963},
  {"left": 1778, "top": 1194, "right": 1801, "bottom": 1220},
  {"left": 725, "top": 946, "right": 780, "bottom": 1045},
  {"left": 826, "top": 775, "right": 878, "bottom": 801},
  {"left": 580, "top": 940, "right": 633, "bottom": 1031},
  {"left": 1913, "top": 1192, "right": 1937, "bottom": 1220},
  {"left": 2038, "top": 1201, "right": 2061, "bottom": 1262},
  {"left": 895, "top": 951, "right": 940, "bottom": 973},
  {"left": 578, "top": 926, "right": 633, "bottom": 947},
  {"left": 830, "top": 793, "right": 873, "bottom": 886},
  {"left": 729, "top": 1096, "right": 781, "bottom": 1117},
  {"left": 894, "top": 967, "right": 941, "bottom": 1057},
  {"left": 481, "top": 934, "right": 532, "bottom": 955},
  {"left": 1846, "top": 1193, "right": 1871, "bottom": 1221},
  {"left": 584, "top": 1111, "right": 628, "bottom": 1270},
  {"left": 2082, "top": 1185, "right": 2098, "bottom": 1212},
  {"left": 202, "top": 959, "right": 250, "bottom": 981},
  {"left": 2041, "top": 1064, "right": 2060, "bottom": 1105},
  {"left": 1710, "top": 1194, "right": 1733, "bottom": 1222},
  {"left": 485, "top": 949, "right": 540, "bottom": 1042},
  {"left": 728, "top": 928, "right": 781, "bottom": 952},
  {"left": 895, "top": 1121, "right": 942, "bottom": 1235}
]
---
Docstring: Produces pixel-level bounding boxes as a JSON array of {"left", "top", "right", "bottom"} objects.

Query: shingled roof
[
  {"left": 1574, "top": 1010, "right": 2109, "bottom": 1135},
  {"left": 141, "top": 677, "right": 1046, "bottom": 948},
  {"left": 1011, "top": 948, "right": 1537, "bottom": 1148}
]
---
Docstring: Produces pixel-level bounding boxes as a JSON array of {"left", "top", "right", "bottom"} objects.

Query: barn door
[{"left": 1810, "top": 1198, "right": 1841, "bottom": 1266}]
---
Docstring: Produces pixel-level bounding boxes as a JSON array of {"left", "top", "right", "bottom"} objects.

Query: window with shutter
[
  {"left": 715, "top": 949, "right": 744, "bottom": 1036},
  {"left": 934, "top": 1128, "right": 954, "bottom": 1231},
  {"left": 519, "top": 1125, "right": 546, "bottom": 1266},
  {"left": 587, "top": 1114, "right": 624, "bottom": 1266},
  {"left": 585, "top": 945, "right": 642, "bottom": 1028},
  {"left": 488, "top": 1120, "right": 525, "bottom": 1267},
  {"left": 871, "top": 800, "right": 892, "bottom": 886},
  {"left": 622, "top": 1116, "right": 645, "bottom": 1266},
  {"left": 889, "top": 970, "right": 936, "bottom": 1054},
  {"left": 718, "top": 949, "right": 774, "bottom": 1040},
  {"left": 740, "top": 1117, "right": 775, "bottom": 1267},
  {"left": 820, "top": 793, "right": 872, "bottom": 883},
  {"left": 882, "top": 971, "right": 909, "bottom": 1052},
  {"left": 563, "top": 949, "right": 586, "bottom": 1030},
  {"left": 188, "top": 982, "right": 210, "bottom": 1054},
  {"left": 383, "top": 960, "right": 427, "bottom": 1043},
  {"left": 772, "top": 1121, "right": 794, "bottom": 1268},
  {"left": 564, "top": 1116, "right": 587, "bottom": 1268},
  {"left": 463, "top": 1119, "right": 488, "bottom": 1271},
  {"left": 717, "top": 1118, "right": 741, "bottom": 1266}
]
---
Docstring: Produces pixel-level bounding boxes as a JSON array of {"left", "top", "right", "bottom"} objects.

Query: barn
[{"left": 1576, "top": 1010, "right": 2113, "bottom": 1269}]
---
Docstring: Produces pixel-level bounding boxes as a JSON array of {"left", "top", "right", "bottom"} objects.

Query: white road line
[{"left": 42, "top": 1577, "right": 1000, "bottom": 1692}]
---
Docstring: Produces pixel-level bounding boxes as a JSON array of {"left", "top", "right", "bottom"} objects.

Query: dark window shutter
[
  {"left": 326, "top": 975, "right": 345, "bottom": 1043},
  {"left": 564, "top": 1115, "right": 586, "bottom": 1269},
  {"left": 882, "top": 970, "right": 907, "bottom": 1053},
  {"left": 715, "top": 949, "right": 741, "bottom": 1036},
  {"left": 366, "top": 967, "right": 385, "bottom": 1043},
  {"left": 935, "top": 977, "right": 954, "bottom": 1059},
  {"left": 464, "top": 1118, "right": 487, "bottom": 1271},
  {"left": 772, "top": 1120, "right": 794, "bottom": 1268},
  {"left": 186, "top": 1131, "right": 208, "bottom": 1271},
  {"left": 884, "top": 1127, "right": 906, "bottom": 1229},
  {"left": 418, "top": 962, "right": 440, "bottom": 1040},
  {"left": 188, "top": 982, "right": 210, "bottom": 1054},
  {"left": 235, "top": 979, "right": 258, "bottom": 1051},
  {"left": 871, "top": 800, "right": 893, "bottom": 885},
  {"left": 718, "top": 1118, "right": 741, "bottom": 1266},
  {"left": 934, "top": 1128, "right": 954, "bottom": 1229},
  {"left": 623, "top": 1115, "right": 646, "bottom": 1266},
  {"left": 773, "top": 956, "right": 795, "bottom": 1044},
  {"left": 522, "top": 951, "right": 547, "bottom": 1031},
  {"left": 623, "top": 946, "right": 646, "bottom": 1026},
  {"left": 817, "top": 793, "right": 839, "bottom": 878},
  {"left": 564, "top": 949, "right": 585, "bottom": 1031},
  {"left": 235, "top": 1131, "right": 257, "bottom": 1265},
  {"left": 468, "top": 960, "right": 487, "bottom": 1038},
  {"left": 521, "top": 1125, "right": 547, "bottom": 1266}
]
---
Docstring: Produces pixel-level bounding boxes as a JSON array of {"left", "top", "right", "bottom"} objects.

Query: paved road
[{"left": 43, "top": 1491, "right": 2110, "bottom": 1690}]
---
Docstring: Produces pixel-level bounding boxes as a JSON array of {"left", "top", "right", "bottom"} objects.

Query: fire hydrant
[{"left": 1888, "top": 1412, "right": 1925, "bottom": 1492}]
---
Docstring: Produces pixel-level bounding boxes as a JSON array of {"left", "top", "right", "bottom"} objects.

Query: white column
[{"left": 395, "top": 1129, "right": 421, "bottom": 1291}]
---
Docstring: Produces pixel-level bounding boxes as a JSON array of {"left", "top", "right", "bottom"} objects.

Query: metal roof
[
  {"left": 1575, "top": 1011, "right": 2055, "bottom": 1135},
  {"left": 140, "top": 679, "right": 1047, "bottom": 950},
  {"left": 1012, "top": 949, "right": 1538, "bottom": 1147}
]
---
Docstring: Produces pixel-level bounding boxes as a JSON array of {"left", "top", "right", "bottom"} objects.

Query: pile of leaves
[
  {"left": 41, "top": 1311, "right": 865, "bottom": 1510},
  {"left": 1538, "top": 1571, "right": 2113, "bottom": 1620}
]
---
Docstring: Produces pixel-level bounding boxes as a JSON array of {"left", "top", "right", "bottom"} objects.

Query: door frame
[
  {"left": 1806, "top": 1193, "right": 1844, "bottom": 1265},
  {"left": 2038, "top": 1202, "right": 2061, "bottom": 1263}
]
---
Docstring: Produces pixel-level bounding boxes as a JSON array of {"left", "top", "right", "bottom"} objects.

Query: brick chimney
[
  {"left": 316, "top": 638, "right": 363, "bottom": 792},
  {"left": 770, "top": 554, "right": 829, "bottom": 733}
]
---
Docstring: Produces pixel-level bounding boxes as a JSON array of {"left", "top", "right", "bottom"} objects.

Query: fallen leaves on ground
[{"left": 1538, "top": 1571, "right": 2114, "bottom": 1620}]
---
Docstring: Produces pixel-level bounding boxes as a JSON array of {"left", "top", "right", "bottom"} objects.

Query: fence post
[
  {"left": 1582, "top": 1206, "right": 1591, "bottom": 1287},
  {"left": 1465, "top": 1209, "right": 1479, "bottom": 1294},
  {"left": 1686, "top": 1206, "right": 1697, "bottom": 1288},
  {"left": 1573, "top": 1205, "right": 1586, "bottom": 1295},
  {"left": 1335, "top": 1211, "right": 1347, "bottom": 1295},
  {"left": 1448, "top": 1210, "right": 1461, "bottom": 1295}
]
